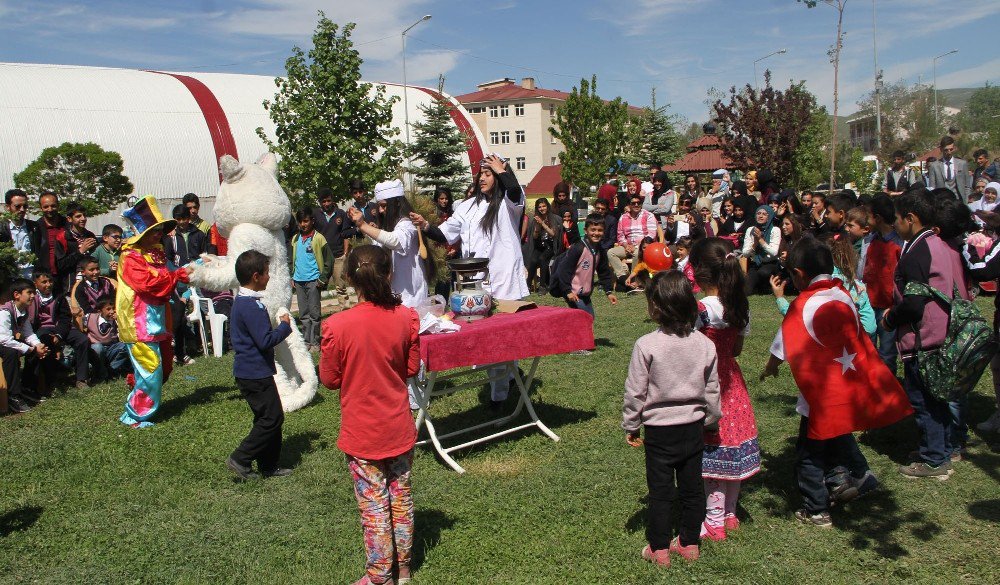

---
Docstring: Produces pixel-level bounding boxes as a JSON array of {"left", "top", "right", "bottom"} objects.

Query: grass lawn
[{"left": 1, "top": 294, "right": 998, "bottom": 584}]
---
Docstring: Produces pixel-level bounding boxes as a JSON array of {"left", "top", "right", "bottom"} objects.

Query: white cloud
[
  {"left": 935, "top": 58, "right": 1000, "bottom": 90},
  {"left": 591, "top": 0, "right": 702, "bottom": 36},
  {"left": 363, "top": 49, "right": 461, "bottom": 85}
]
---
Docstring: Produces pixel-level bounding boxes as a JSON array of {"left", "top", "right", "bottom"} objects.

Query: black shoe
[
  {"left": 8, "top": 397, "right": 33, "bottom": 413},
  {"left": 262, "top": 467, "right": 293, "bottom": 478},
  {"left": 226, "top": 456, "right": 261, "bottom": 481},
  {"left": 21, "top": 392, "right": 42, "bottom": 406},
  {"left": 489, "top": 400, "right": 504, "bottom": 411}
]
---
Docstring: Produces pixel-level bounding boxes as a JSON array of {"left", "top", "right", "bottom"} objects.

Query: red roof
[
  {"left": 918, "top": 147, "right": 941, "bottom": 162},
  {"left": 526, "top": 164, "right": 564, "bottom": 195},
  {"left": 686, "top": 134, "right": 721, "bottom": 149},
  {"left": 662, "top": 149, "right": 734, "bottom": 173}
]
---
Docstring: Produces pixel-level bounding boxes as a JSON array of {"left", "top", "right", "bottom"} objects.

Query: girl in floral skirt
[{"left": 690, "top": 237, "right": 762, "bottom": 541}]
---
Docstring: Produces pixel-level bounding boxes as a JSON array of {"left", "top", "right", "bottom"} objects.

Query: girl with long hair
[
  {"left": 689, "top": 237, "right": 760, "bottom": 542},
  {"left": 521, "top": 197, "right": 563, "bottom": 293}
]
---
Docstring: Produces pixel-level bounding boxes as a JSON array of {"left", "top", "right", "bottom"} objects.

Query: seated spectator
[
  {"left": 609, "top": 194, "right": 660, "bottom": 286},
  {"left": 71, "top": 256, "right": 116, "bottom": 316},
  {"left": 808, "top": 192, "right": 828, "bottom": 234},
  {"left": 625, "top": 237, "right": 658, "bottom": 292},
  {"left": 552, "top": 182, "right": 577, "bottom": 222},
  {"left": 522, "top": 198, "right": 563, "bottom": 294},
  {"left": 29, "top": 270, "right": 91, "bottom": 391},
  {"left": 592, "top": 199, "right": 618, "bottom": 253},
  {"left": 970, "top": 182, "right": 1000, "bottom": 226},
  {"left": 0, "top": 278, "right": 48, "bottom": 413},
  {"left": 58, "top": 201, "right": 98, "bottom": 292},
  {"left": 719, "top": 198, "right": 752, "bottom": 238},
  {"left": 560, "top": 210, "right": 581, "bottom": 250},
  {"left": 85, "top": 295, "right": 130, "bottom": 382},
  {"left": 699, "top": 205, "right": 721, "bottom": 238},
  {"left": 644, "top": 171, "right": 676, "bottom": 227},
  {"left": 93, "top": 224, "right": 124, "bottom": 279},
  {"left": 741, "top": 206, "right": 782, "bottom": 295},
  {"left": 664, "top": 196, "right": 705, "bottom": 243}
]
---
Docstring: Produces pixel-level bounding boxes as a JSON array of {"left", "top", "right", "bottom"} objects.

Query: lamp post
[
  {"left": 933, "top": 49, "right": 958, "bottom": 128},
  {"left": 402, "top": 14, "right": 432, "bottom": 192},
  {"left": 753, "top": 48, "right": 787, "bottom": 90},
  {"left": 872, "top": 0, "right": 882, "bottom": 152}
]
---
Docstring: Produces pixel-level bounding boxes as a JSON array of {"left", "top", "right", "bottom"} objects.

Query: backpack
[
  {"left": 904, "top": 281, "right": 998, "bottom": 401},
  {"left": 548, "top": 250, "right": 570, "bottom": 298}
]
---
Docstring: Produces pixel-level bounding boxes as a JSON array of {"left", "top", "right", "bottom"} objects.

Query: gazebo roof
[{"left": 663, "top": 127, "right": 735, "bottom": 173}]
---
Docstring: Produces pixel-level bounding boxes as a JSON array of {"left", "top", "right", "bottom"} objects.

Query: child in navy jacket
[{"left": 226, "top": 250, "right": 293, "bottom": 480}]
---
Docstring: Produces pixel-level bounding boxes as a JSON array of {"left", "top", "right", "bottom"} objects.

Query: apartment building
[{"left": 455, "top": 78, "right": 569, "bottom": 189}]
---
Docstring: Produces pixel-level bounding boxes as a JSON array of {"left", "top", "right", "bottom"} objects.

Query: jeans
[
  {"left": 643, "top": 422, "right": 705, "bottom": 550},
  {"left": 91, "top": 341, "right": 130, "bottom": 381},
  {"left": 948, "top": 394, "right": 969, "bottom": 450},
  {"left": 294, "top": 279, "right": 321, "bottom": 346},
  {"left": 566, "top": 293, "right": 595, "bottom": 317},
  {"left": 902, "top": 358, "right": 955, "bottom": 467},
  {"left": 873, "top": 308, "right": 898, "bottom": 374},
  {"left": 795, "top": 417, "right": 870, "bottom": 513}
]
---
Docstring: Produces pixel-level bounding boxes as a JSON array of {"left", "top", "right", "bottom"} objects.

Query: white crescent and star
[
  {"left": 834, "top": 347, "right": 857, "bottom": 374},
  {"left": 800, "top": 285, "right": 860, "bottom": 376}
]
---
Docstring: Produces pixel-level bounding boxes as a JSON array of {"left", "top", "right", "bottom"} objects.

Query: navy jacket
[{"left": 230, "top": 294, "right": 293, "bottom": 379}]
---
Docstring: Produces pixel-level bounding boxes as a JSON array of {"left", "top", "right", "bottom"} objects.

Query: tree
[
  {"left": 550, "top": 75, "right": 637, "bottom": 189},
  {"left": 856, "top": 81, "right": 943, "bottom": 159},
  {"left": 712, "top": 73, "right": 817, "bottom": 185},
  {"left": 257, "top": 13, "right": 403, "bottom": 209},
  {"left": 789, "top": 105, "right": 832, "bottom": 190},
  {"left": 637, "top": 88, "right": 686, "bottom": 169},
  {"left": 405, "top": 76, "right": 471, "bottom": 194},
  {"left": 13, "top": 142, "right": 133, "bottom": 216},
  {"left": 799, "top": 0, "right": 847, "bottom": 193},
  {"left": 957, "top": 84, "right": 1000, "bottom": 154}
]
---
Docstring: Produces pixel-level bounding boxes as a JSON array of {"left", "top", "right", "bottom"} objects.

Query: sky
[{"left": 1, "top": 0, "right": 998, "bottom": 125}]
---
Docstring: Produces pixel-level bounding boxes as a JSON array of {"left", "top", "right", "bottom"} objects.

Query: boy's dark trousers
[
  {"left": 231, "top": 376, "right": 284, "bottom": 473},
  {"left": 795, "top": 416, "right": 870, "bottom": 513},
  {"left": 0, "top": 345, "right": 27, "bottom": 410},
  {"left": 31, "top": 328, "right": 90, "bottom": 384},
  {"left": 643, "top": 421, "right": 705, "bottom": 550}
]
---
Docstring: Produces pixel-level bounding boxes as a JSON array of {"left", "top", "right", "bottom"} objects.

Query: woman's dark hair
[
  {"left": 375, "top": 196, "right": 414, "bottom": 234},
  {"left": 295, "top": 207, "right": 314, "bottom": 222},
  {"left": 781, "top": 214, "right": 803, "bottom": 243},
  {"left": 474, "top": 162, "right": 515, "bottom": 237},
  {"left": 534, "top": 197, "right": 550, "bottom": 213},
  {"left": 689, "top": 237, "right": 750, "bottom": 331},
  {"left": 553, "top": 181, "right": 571, "bottom": 198},
  {"left": 730, "top": 180, "right": 748, "bottom": 198},
  {"left": 652, "top": 170, "right": 672, "bottom": 196},
  {"left": 646, "top": 271, "right": 697, "bottom": 337},
  {"left": 782, "top": 189, "right": 805, "bottom": 215},
  {"left": 933, "top": 196, "right": 977, "bottom": 241},
  {"left": 435, "top": 187, "right": 453, "bottom": 214},
  {"left": 235, "top": 250, "right": 270, "bottom": 286},
  {"left": 787, "top": 234, "right": 833, "bottom": 280},
  {"left": 684, "top": 174, "right": 702, "bottom": 195},
  {"left": 346, "top": 245, "right": 400, "bottom": 310},
  {"left": 870, "top": 193, "right": 895, "bottom": 224}
]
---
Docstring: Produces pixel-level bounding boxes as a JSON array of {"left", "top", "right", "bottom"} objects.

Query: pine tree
[
  {"left": 405, "top": 77, "right": 471, "bottom": 194},
  {"left": 639, "top": 89, "right": 685, "bottom": 168},
  {"left": 256, "top": 13, "right": 402, "bottom": 209}
]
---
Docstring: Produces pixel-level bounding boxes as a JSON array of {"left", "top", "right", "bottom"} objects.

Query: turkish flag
[{"left": 783, "top": 278, "right": 912, "bottom": 440}]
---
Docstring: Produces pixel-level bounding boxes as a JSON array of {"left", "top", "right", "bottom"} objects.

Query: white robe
[
  {"left": 439, "top": 195, "right": 529, "bottom": 301},
  {"left": 373, "top": 218, "right": 428, "bottom": 308}
]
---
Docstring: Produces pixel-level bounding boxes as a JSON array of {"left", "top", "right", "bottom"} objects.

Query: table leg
[
  {"left": 509, "top": 357, "right": 560, "bottom": 442},
  {"left": 412, "top": 370, "right": 468, "bottom": 474}
]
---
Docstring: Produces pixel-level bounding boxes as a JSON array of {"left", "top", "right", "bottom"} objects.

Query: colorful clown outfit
[{"left": 116, "top": 196, "right": 189, "bottom": 428}]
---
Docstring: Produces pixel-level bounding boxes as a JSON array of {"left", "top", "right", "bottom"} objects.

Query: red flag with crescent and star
[{"left": 782, "top": 278, "right": 912, "bottom": 440}]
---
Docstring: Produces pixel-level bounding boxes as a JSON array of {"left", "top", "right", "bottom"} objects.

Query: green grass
[{"left": 1, "top": 295, "right": 998, "bottom": 584}]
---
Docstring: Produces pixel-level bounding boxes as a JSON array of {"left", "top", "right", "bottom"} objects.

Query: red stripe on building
[
  {"left": 145, "top": 70, "right": 239, "bottom": 182},
  {"left": 385, "top": 83, "right": 485, "bottom": 175}
]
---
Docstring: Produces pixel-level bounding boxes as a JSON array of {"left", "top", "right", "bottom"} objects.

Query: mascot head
[{"left": 214, "top": 153, "right": 292, "bottom": 237}]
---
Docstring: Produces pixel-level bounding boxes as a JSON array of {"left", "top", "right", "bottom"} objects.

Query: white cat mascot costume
[{"left": 187, "top": 153, "right": 318, "bottom": 411}]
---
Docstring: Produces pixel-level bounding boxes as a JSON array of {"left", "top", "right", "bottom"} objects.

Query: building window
[
  {"left": 500, "top": 131, "right": 510, "bottom": 144},
  {"left": 489, "top": 132, "right": 499, "bottom": 145},
  {"left": 469, "top": 107, "right": 484, "bottom": 114},
  {"left": 549, "top": 104, "right": 556, "bottom": 117},
  {"left": 551, "top": 156, "right": 558, "bottom": 166},
  {"left": 515, "top": 103, "right": 525, "bottom": 116},
  {"left": 489, "top": 105, "right": 498, "bottom": 118},
  {"left": 550, "top": 133, "right": 557, "bottom": 144},
  {"left": 516, "top": 157, "right": 526, "bottom": 171},
  {"left": 499, "top": 105, "right": 509, "bottom": 117},
  {"left": 516, "top": 130, "right": 525, "bottom": 144}
]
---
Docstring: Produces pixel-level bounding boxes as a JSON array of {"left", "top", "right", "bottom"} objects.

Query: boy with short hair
[
  {"left": 85, "top": 295, "right": 130, "bottom": 382},
  {"left": 552, "top": 213, "right": 619, "bottom": 318},
  {"left": 1, "top": 278, "right": 49, "bottom": 412},
  {"left": 290, "top": 208, "right": 332, "bottom": 352},
  {"left": 861, "top": 195, "right": 904, "bottom": 373},
  {"left": 71, "top": 256, "right": 116, "bottom": 316},
  {"left": 30, "top": 269, "right": 92, "bottom": 391},
  {"left": 94, "top": 224, "right": 124, "bottom": 279},
  {"left": 163, "top": 204, "right": 208, "bottom": 267},
  {"left": 182, "top": 193, "right": 211, "bottom": 234},
  {"left": 884, "top": 189, "right": 969, "bottom": 479},
  {"left": 227, "top": 250, "right": 293, "bottom": 480},
  {"left": 762, "top": 236, "right": 911, "bottom": 526},
  {"left": 822, "top": 194, "right": 855, "bottom": 239},
  {"left": 58, "top": 201, "right": 98, "bottom": 291}
]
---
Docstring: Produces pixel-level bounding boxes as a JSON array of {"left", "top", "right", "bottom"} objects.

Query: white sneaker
[{"left": 977, "top": 410, "right": 1000, "bottom": 433}]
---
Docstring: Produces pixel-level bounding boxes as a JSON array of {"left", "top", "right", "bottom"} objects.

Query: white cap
[{"left": 373, "top": 179, "right": 404, "bottom": 202}]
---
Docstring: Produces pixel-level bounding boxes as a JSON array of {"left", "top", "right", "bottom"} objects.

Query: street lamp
[
  {"left": 753, "top": 48, "right": 787, "bottom": 90},
  {"left": 402, "top": 14, "right": 432, "bottom": 192},
  {"left": 933, "top": 49, "right": 958, "bottom": 128}
]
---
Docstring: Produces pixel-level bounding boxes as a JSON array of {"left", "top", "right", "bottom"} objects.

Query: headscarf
[
  {"left": 652, "top": 170, "right": 673, "bottom": 197},
  {"left": 751, "top": 204, "right": 777, "bottom": 265}
]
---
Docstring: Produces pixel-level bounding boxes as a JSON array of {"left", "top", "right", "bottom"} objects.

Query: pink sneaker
[
  {"left": 641, "top": 544, "right": 671, "bottom": 567},
  {"left": 669, "top": 536, "right": 701, "bottom": 560},
  {"left": 724, "top": 514, "right": 740, "bottom": 531},
  {"left": 700, "top": 521, "right": 726, "bottom": 542}
]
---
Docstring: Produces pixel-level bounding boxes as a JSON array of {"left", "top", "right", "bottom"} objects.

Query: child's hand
[
  {"left": 625, "top": 432, "right": 643, "bottom": 447},
  {"left": 759, "top": 361, "right": 780, "bottom": 380},
  {"left": 279, "top": 314, "right": 291, "bottom": 325},
  {"left": 607, "top": 293, "right": 618, "bottom": 306},
  {"left": 567, "top": 292, "right": 579, "bottom": 303},
  {"left": 769, "top": 274, "right": 786, "bottom": 298}
]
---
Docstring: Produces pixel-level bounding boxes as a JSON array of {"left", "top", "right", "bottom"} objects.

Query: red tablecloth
[{"left": 419, "top": 306, "right": 595, "bottom": 372}]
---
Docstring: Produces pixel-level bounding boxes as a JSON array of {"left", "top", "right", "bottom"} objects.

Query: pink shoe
[
  {"left": 641, "top": 544, "right": 671, "bottom": 567},
  {"left": 700, "top": 521, "right": 726, "bottom": 542},
  {"left": 724, "top": 514, "right": 740, "bottom": 531},
  {"left": 669, "top": 536, "right": 701, "bottom": 560}
]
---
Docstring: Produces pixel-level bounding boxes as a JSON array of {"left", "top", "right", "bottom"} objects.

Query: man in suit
[
  {"left": 0, "top": 189, "right": 42, "bottom": 278},
  {"left": 927, "top": 136, "right": 971, "bottom": 201}
]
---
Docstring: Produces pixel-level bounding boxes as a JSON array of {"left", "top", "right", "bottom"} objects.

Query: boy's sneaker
[
  {"left": 977, "top": 410, "right": 1000, "bottom": 433},
  {"left": 700, "top": 521, "right": 726, "bottom": 541},
  {"left": 669, "top": 536, "right": 700, "bottom": 560},
  {"left": 831, "top": 471, "right": 878, "bottom": 505},
  {"left": 898, "top": 461, "right": 953, "bottom": 480},
  {"left": 795, "top": 509, "right": 832, "bottom": 527},
  {"left": 226, "top": 456, "right": 261, "bottom": 481},
  {"left": 177, "top": 356, "right": 195, "bottom": 366},
  {"left": 723, "top": 514, "right": 740, "bottom": 531},
  {"left": 640, "top": 545, "right": 671, "bottom": 567}
]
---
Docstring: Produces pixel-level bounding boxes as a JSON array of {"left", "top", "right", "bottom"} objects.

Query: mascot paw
[{"left": 199, "top": 253, "right": 220, "bottom": 266}]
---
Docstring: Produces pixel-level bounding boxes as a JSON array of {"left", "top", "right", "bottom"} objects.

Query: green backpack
[{"left": 904, "top": 282, "right": 998, "bottom": 401}]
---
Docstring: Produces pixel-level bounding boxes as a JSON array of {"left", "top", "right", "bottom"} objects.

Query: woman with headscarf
[
  {"left": 741, "top": 205, "right": 782, "bottom": 295},
  {"left": 745, "top": 170, "right": 761, "bottom": 201},
  {"left": 755, "top": 169, "right": 781, "bottom": 205},
  {"left": 719, "top": 197, "right": 753, "bottom": 237},
  {"left": 644, "top": 170, "right": 676, "bottom": 230},
  {"left": 618, "top": 178, "right": 642, "bottom": 218},
  {"left": 551, "top": 181, "right": 577, "bottom": 222},
  {"left": 708, "top": 169, "right": 731, "bottom": 217},
  {"left": 971, "top": 182, "right": 1000, "bottom": 227}
]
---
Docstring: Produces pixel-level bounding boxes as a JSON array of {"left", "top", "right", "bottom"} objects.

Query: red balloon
[{"left": 643, "top": 242, "right": 673, "bottom": 272}]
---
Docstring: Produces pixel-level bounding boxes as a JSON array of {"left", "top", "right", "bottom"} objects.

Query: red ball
[{"left": 642, "top": 242, "right": 673, "bottom": 272}]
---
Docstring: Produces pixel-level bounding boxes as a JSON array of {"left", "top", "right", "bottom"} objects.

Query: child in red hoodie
[
  {"left": 861, "top": 194, "right": 903, "bottom": 373},
  {"left": 319, "top": 245, "right": 420, "bottom": 585}
]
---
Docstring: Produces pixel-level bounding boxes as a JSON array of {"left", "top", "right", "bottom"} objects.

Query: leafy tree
[
  {"left": 14, "top": 142, "right": 133, "bottom": 216},
  {"left": 789, "top": 105, "right": 832, "bottom": 190},
  {"left": 856, "top": 81, "right": 944, "bottom": 160},
  {"left": 957, "top": 84, "right": 1000, "bottom": 154},
  {"left": 257, "top": 13, "right": 403, "bottom": 209},
  {"left": 712, "top": 73, "right": 817, "bottom": 185},
  {"left": 638, "top": 88, "right": 685, "bottom": 169},
  {"left": 683, "top": 121, "right": 703, "bottom": 143},
  {"left": 405, "top": 77, "right": 471, "bottom": 194},
  {"left": 550, "top": 75, "right": 637, "bottom": 189}
]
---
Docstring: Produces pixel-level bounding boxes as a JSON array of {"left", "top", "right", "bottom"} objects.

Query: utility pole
[
  {"left": 401, "top": 14, "right": 432, "bottom": 193},
  {"left": 872, "top": 0, "right": 882, "bottom": 153},
  {"left": 933, "top": 49, "right": 958, "bottom": 129}
]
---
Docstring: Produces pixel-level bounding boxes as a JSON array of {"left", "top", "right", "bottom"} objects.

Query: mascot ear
[
  {"left": 256, "top": 152, "right": 278, "bottom": 175},
  {"left": 220, "top": 155, "right": 245, "bottom": 184}
]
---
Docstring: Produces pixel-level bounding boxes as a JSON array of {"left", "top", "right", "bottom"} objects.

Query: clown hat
[{"left": 122, "top": 195, "right": 176, "bottom": 246}]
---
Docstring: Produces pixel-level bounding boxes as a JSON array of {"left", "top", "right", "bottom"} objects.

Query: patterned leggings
[
  {"left": 348, "top": 451, "right": 414, "bottom": 584},
  {"left": 704, "top": 478, "right": 741, "bottom": 528}
]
